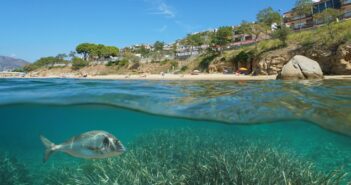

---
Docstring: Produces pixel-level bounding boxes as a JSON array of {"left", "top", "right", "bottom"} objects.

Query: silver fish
[{"left": 40, "top": 131, "right": 126, "bottom": 163}]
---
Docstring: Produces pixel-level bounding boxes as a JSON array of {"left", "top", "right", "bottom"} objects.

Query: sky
[{"left": 0, "top": 0, "right": 295, "bottom": 62}]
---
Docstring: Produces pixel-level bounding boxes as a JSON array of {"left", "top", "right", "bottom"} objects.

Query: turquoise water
[{"left": 0, "top": 78, "right": 351, "bottom": 184}]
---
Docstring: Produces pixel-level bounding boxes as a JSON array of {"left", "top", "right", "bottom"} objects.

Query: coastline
[
  {"left": 3, "top": 74, "right": 350, "bottom": 81},
  {"left": 85, "top": 74, "right": 278, "bottom": 81}
]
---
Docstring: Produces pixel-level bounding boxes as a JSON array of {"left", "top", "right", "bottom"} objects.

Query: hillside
[
  {"left": 0, "top": 56, "right": 29, "bottom": 72},
  {"left": 26, "top": 20, "right": 351, "bottom": 77}
]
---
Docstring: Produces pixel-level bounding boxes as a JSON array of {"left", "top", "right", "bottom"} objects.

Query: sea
[{"left": 0, "top": 78, "right": 350, "bottom": 185}]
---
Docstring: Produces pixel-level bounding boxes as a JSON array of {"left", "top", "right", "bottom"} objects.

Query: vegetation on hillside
[
  {"left": 212, "top": 26, "right": 234, "bottom": 48},
  {"left": 23, "top": 56, "right": 68, "bottom": 72},
  {"left": 71, "top": 57, "right": 89, "bottom": 70},
  {"left": 21, "top": 0, "right": 351, "bottom": 75},
  {"left": 76, "top": 43, "right": 119, "bottom": 61}
]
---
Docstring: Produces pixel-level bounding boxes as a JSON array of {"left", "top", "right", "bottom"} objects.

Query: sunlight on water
[{"left": 0, "top": 79, "right": 350, "bottom": 184}]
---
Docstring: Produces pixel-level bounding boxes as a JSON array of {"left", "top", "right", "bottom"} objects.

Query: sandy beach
[
  {"left": 18, "top": 74, "right": 351, "bottom": 81},
  {"left": 86, "top": 74, "right": 278, "bottom": 81}
]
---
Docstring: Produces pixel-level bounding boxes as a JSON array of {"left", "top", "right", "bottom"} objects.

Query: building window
[
  {"left": 344, "top": 10, "right": 351, "bottom": 18},
  {"left": 294, "top": 22, "right": 306, "bottom": 29},
  {"left": 234, "top": 37, "right": 241, "bottom": 42},
  {"left": 245, "top": 36, "right": 253, "bottom": 41},
  {"left": 319, "top": 3, "right": 326, "bottom": 12}
]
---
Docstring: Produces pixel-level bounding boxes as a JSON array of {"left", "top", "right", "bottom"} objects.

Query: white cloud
[
  {"left": 146, "top": 0, "right": 176, "bottom": 18},
  {"left": 157, "top": 25, "right": 168, "bottom": 32},
  {"left": 175, "top": 20, "right": 201, "bottom": 33},
  {"left": 144, "top": 0, "right": 200, "bottom": 33},
  {"left": 157, "top": 2, "right": 175, "bottom": 17}
]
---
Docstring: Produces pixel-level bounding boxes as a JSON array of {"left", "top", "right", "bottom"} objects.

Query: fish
[{"left": 40, "top": 130, "right": 126, "bottom": 163}]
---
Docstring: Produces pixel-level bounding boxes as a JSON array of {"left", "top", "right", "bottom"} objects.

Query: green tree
[
  {"left": 257, "top": 7, "right": 282, "bottom": 27},
  {"left": 76, "top": 43, "right": 119, "bottom": 61},
  {"left": 76, "top": 43, "right": 96, "bottom": 61},
  {"left": 154, "top": 41, "right": 165, "bottom": 51},
  {"left": 273, "top": 25, "right": 291, "bottom": 46},
  {"left": 294, "top": 0, "right": 314, "bottom": 30},
  {"left": 186, "top": 34, "right": 205, "bottom": 46},
  {"left": 138, "top": 45, "right": 150, "bottom": 57},
  {"left": 56, "top": 53, "right": 68, "bottom": 60},
  {"left": 99, "top": 46, "right": 119, "bottom": 59},
  {"left": 68, "top": 51, "right": 76, "bottom": 59},
  {"left": 72, "top": 57, "right": 88, "bottom": 70},
  {"left": 238, "top": 21, "right": 267, "bottom": 49},
  {"left": 314, "top": 8, "right": 341, "bottom": 40},
  {"left": 212, "top": 26, "right": 233, "bottom": 47}
]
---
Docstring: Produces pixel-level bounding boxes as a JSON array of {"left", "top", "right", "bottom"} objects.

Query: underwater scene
[{"left": 0, "top": 78, "right": 351, "bottom": 185}]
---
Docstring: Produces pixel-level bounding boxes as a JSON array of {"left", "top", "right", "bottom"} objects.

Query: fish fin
[{"left": 40, "top": 135, "right": 56, "bottom": 163}]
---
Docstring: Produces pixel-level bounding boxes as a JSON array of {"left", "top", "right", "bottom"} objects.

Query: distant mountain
[{"left": 0, "top": 56, "right": 29, "bottom": 71}]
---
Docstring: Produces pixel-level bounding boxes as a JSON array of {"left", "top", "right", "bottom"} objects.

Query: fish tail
[{"left": 40, "top": 135, "right": 56, "bottom": 163}]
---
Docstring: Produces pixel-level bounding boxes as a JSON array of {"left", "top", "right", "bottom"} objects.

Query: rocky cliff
[{"left": 253, "top": 43, "right": 351, "bottom": 75}]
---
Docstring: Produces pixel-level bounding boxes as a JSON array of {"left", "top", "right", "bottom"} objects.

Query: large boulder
[{"left": 277, "top": 55, "right": 324, "bottom": 80}]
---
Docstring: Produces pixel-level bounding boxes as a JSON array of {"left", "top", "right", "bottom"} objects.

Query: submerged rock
[{"left": 277, "top": 55, "right": 324, "bottom": 80}]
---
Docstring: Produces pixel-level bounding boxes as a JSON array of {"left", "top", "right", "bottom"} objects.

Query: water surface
[{"left": 0, "top": 78, "right": 350, "bottom": 184}]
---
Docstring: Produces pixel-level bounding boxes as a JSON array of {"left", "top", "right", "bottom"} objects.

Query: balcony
[
  {"left": 343, "top": 0, "right": 351, "bottom": 5},
  {"left": 344, "top": 10, "right": 351, "bottom": 18}
]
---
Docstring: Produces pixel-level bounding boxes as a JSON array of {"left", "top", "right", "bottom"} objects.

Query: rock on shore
[{"left": 277, "top": 55, "right": 324, "bottom": 80}]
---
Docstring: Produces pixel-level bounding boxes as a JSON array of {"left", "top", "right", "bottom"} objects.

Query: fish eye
[{"left": 103, "top": 137, "right": 110, "bottom": 146}]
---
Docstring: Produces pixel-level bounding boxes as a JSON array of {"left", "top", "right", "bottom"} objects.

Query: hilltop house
[
  {"left": 175, "top": 28, "right": 259, "bottom": 59},
  {"left": 175, "top": 44, "right": 210, "bottom": 59},
  {"left": 342, "top": 0, "right": 351, "bottom": 18},
  {"left": 284, "top": 0, "right": 351, "bottom": 30}
]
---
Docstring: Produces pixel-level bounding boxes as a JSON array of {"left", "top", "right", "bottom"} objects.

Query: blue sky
[{"left": 0, "top": 0, "right": 295, "bottom": 62}]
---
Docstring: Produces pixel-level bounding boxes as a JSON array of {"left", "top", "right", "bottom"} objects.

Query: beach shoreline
[{"left": 5, "top": 74, "right": 350, "bottom": 81}]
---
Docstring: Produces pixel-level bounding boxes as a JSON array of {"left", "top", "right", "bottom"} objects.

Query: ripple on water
[{"left": 0, "top": 78, "right": 350, "bottom": 136}]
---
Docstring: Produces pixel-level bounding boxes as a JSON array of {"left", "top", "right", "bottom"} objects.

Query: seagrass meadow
[{"left": 0, "top": 79, "right": 350, "bottom": 185}]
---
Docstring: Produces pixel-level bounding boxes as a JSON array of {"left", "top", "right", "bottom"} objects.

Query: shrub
[
  {"left": 105, "top": 59, "right": 129, "bottom": 68},
  {"left": 118, "top": 59, "right": 129, "bottom": 67},
  {"left": 160, "top": 60, "right": 168, "bottom": 65},
  {"left": 12, "top": 68, "right": 25, "bottom": 72},
  {"left": 198, "top": 54, "right": 217, "bottom": 72},
  {"left": 23, "top": 57, "right": 68, "bottom": 72},
  {"left": 72, "top": 58, "right": 88, "bottom": 70},
  {"left": 234, "top": 50, "right": 255, "bottom": 64},
  {"left": 257, "top": 39, "right": 282, "bottom": 53},
  {"left": 170, "top": 61, "right": 178, "bottom": 68},
  {"left": 180, "top": 66, "right": 188, "bottom": 72},
  {"left": 273, "top": 26, "right": 291, "bottom": 47},
  {"left": 105, "top": 61, "right": 118, "bottom": 66}
]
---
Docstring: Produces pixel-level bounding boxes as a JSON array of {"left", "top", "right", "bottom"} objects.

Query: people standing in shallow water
[{"left": 40, "top": 131, "right": 126, "bottom": 163}]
